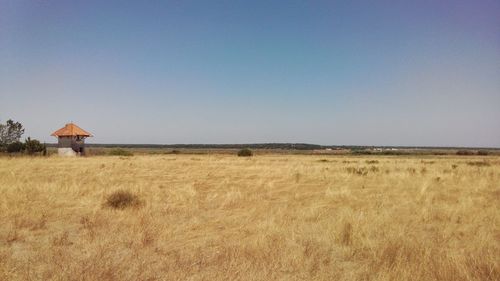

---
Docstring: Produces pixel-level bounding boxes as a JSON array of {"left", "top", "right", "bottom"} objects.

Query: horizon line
[{"left": 42, "top": 142, "right": 500, "bottom": 150}]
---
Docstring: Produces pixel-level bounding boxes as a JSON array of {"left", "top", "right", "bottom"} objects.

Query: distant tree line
[
  {"left": 0, "top": 119, "right": 46, "bottom": 155},
  {"left": 57, "top": 143, "right": 498, "bottom": 152},
  {"left": 73, "top": 143, "right": 327, "bottom": 150}
]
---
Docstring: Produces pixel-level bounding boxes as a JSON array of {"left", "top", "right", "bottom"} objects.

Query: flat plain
[{"left": 0, "top": 154, "right": 499, "bottom": 281}]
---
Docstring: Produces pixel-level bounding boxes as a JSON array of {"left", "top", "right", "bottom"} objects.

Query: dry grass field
[{"left": 0, "top": 154, "right": 499, "bottom": 281}]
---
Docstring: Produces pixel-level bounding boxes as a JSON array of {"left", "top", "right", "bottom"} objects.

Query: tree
[
  {"left": 25, "top": 137, "right": 46, "bottom": 155},
  {"left": 0, "top": 119, "right": 24, "bottom": 149}
]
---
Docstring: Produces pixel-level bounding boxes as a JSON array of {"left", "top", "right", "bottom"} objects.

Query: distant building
[{"left": 51, "top": 123, "right": 92, "bottom": 156}]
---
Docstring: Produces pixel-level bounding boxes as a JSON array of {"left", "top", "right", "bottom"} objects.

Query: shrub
[
  {"left": 108, "top": 148, "right": 133, "bottom": 156},
  {"left": 7, "top": 141, "right": 25, "bottom": 153},
  {"left": 237, "top": 148, "right": 253, "bottom": 157},
  {"left": 456, "top": 150, "right": 474, "bottom": 156},
  {"left": 25, "top": 137, "right": 46, "bottom": 155},
  {"left": 477, "top": 150, "right": 489, "bottom": 156},
  {"left": 351, "top": 150, "right": 372, "bottom": 155},
  {"left": 87, "top": 148, "right": 107, "bottom": 156},
  {"left": 380, "top": 150, "right": 408, "bottom": 155},
  {"left": 105, "top": 190, "right": 142, "bottom": 209}
]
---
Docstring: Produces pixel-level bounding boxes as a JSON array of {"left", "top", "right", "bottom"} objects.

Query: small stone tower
[{"left": 51, "top": 123, "right": 92, "bottom": 156}]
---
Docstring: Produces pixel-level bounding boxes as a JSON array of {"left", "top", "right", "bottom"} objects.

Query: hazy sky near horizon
[{"left": 1, "top": 0, "right": 499, "bottom": 147}]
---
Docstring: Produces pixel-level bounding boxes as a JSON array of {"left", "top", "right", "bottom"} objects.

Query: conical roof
[{"left": 51, "top": 123, "right": 92, "bottom": 137}]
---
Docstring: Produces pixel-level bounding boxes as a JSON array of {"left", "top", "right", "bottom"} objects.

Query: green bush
[
  {"left": 7, "top": 141, "right": 25, "bottom": 153},
  {"left": 108, "top": 148, "right": 133, "bottom": 156},
  {"left": 237, "top": 148, "right": 253, "bottom": 157}
]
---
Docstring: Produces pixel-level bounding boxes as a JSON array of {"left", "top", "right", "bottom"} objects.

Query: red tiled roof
[{"left": 51, "top": 123, "right": 92, "bottom": 137}]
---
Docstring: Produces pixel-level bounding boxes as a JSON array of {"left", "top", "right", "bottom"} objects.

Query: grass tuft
[
  {"left": 237, "top": 148, "right": 253, "bottom": 157},
  {"left": 105, "top": 190, "right": 142, "bottom": 209},
  {"left": 466, "top": 161, "right": 490, "bottom": 167},
  {"left": 340, "top": 222, "right": 353, "bottom": 246}
]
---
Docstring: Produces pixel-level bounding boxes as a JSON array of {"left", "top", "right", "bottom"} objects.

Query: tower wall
[{"left": 58, "top": 147, "right": 77, "bottom": 157}]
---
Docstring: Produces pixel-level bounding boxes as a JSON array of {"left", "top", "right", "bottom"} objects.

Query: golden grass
[{"left": 0, "top": 154, "right": 499, "bottom": 280}]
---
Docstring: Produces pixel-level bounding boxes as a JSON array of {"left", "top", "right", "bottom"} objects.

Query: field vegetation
[{"left": 0, "top": 154, "right": 499, "bottom": 280}]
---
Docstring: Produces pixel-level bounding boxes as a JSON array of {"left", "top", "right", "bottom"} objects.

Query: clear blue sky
[{"left": 1, "top": 0, "right": 499, "bottom": 147}]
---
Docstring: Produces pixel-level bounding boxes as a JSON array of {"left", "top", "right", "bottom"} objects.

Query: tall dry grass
[{"left": 0, "top": 154, "right": 498, "bottom": 280}]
